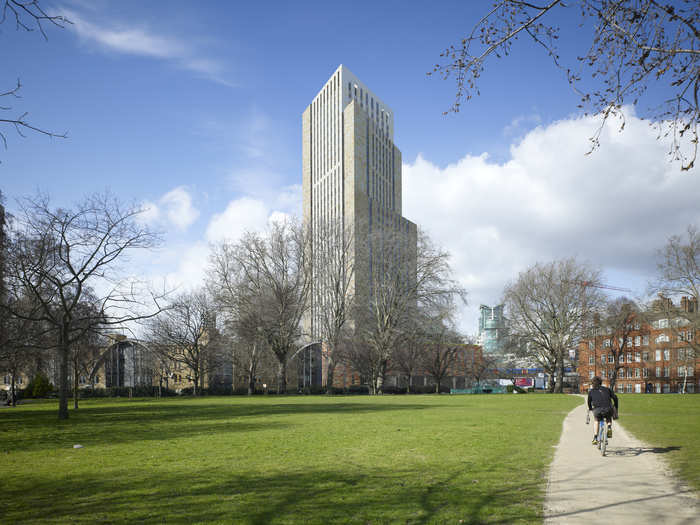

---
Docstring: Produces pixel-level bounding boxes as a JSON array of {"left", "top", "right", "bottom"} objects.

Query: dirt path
[{"left": 544, "top": 397, "right": 699, "bottom": 524}]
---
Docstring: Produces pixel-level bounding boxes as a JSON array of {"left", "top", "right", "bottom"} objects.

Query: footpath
[{"left": 544, "top": 397, "right": 699, "bottom": 524}]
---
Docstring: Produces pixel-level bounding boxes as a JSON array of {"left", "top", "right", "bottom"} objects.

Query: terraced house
[{"left": 577, "top": 297, "right": 699, "bottom": 394}]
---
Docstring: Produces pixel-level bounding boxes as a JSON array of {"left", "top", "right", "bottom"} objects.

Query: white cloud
[
  {"left": 63, "top": 8, "right": 230, "bottom": 85},
  {"left": 140, "top": 186, "right": 199, "bottom": 232},
  {"left": 403, "top": 110, "right": 699, "bottom": 334},
  {"left": 206, "top": 197, "right": 270, "bottom": 243},
  {"left": 160, "top": 187, "right": 199, "bottom": 231}
]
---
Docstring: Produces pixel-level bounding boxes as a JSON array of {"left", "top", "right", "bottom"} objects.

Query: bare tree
[
  {"left": 421, "top": 320, "right": 462, "bottom": 393},
  {"left": 310, "top": 219, "right": 355, "bottom": 391},
  {"left": 147, "top": 289, "right": 217, "bottom": 396},
  {"left": 0, "top": 297, "right": 38, "bottom": 405},
  {"left": 209, "top": 219, "right": 311, "bottom": 394},
  {"left": 2, "top": 192, "right": 163, "bottom": 419},
  {"left": 431, "top": 1, "right": 699, "bottom": 170},
  {"left": 503, "top": 258, "right": 605, "bottom": 393},
  {"left": 598, "top": 297, "right": 639, "bottom": 390},
  {"left": 652, "top": 224, "right": 700, "bottom": 390},
  {"left": 1, "top": 1, "right": 70, "bottom": 152},
  {"left": 353, "top": 229, "right": 466, "bottom": 394},
  {"left": 391, "top": 321, "right": 426, "bottom": 393}
]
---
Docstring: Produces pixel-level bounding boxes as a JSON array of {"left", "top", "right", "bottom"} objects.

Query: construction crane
[{"left": 565, "top": 280, "right": 632, "bottom": 293}]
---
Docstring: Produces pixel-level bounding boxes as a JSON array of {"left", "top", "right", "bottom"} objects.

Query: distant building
[
  {"left": 577, "top": 297, "right": 699, "bottom": 394},
  {"left": 478, "top": 304, "right": 506, "bottom": 354}
]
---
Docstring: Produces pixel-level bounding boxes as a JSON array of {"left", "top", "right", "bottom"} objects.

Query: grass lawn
[
  {"left": 617, "top": 394, "right": 700, "bottom": 492},
  {"left": 1, "top": 394, "right": 579, "bottom": 524}
]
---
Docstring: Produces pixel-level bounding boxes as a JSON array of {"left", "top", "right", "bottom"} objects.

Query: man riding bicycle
[{"left": 587, "top": 376, "right": 618, "bottom": 445}]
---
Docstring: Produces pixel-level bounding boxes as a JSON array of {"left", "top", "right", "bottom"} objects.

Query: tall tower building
[
  {"left": 478, "top": 304, "right": 506, "bottom": 355},
  {"left": 302, "top": 65, "right": 417, "bottom": 352}
]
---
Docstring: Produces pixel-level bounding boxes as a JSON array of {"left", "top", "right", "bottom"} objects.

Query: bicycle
[{"left": 587, "top": 409, "right": 611, "bottom": 456}]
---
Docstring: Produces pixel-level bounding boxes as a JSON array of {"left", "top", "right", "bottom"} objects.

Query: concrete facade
[{"left": 302, "top": 65, "right": 417, "bottom": 369}]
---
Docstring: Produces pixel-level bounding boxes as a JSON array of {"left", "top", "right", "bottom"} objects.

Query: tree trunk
[
  {"left": 58, "top": 343, "right": 69, "bottom": 420},
  {"left": 555, "top": 350, "right": 564, "bottom": 393},
  {"left": 277, "top": 359, "right": 287, "bottom": 394},
  {"left": 407, "top": 374, "right": 413, "bottom": 394},
  {"left": 10, "top": 371, "right": 16, "bottom": 407},
  {"left": 73, "top": 358, "right": 80, "bottom": 410},
  {"left": 326, "top": 358, "right": 336, "bottom": 394},
  {"left": 192, "top": 369, "right": 199, "bottom": 396}
]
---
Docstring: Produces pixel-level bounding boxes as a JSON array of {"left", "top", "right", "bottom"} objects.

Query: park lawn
[
  {"left": 1, "top": 394, "right": 578, "bottom": 524},
  {"left": 617, "top": 394, "right": 700, "bottom": 492}
]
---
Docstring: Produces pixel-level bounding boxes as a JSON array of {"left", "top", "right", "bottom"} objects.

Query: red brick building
[{"left": 577, "top": 297, "right": 699, "bottom": 394}]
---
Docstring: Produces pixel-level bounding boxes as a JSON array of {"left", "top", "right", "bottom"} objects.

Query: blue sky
[{"left": 3, "top": 1, "right": 699, "bottom": 335}]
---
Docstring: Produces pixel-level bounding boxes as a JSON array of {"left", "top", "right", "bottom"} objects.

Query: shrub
[
  {"left": 506, "top": 385, "right": 514, "bottom": 393},
  {"left": 23, "top": 374, "right": 53, "bottom": 398}
]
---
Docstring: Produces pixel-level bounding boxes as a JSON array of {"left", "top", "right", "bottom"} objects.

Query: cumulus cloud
[
  {"left": 403, "top": 111, "right": 700, "bottom": 333},
  {"left": 140, "top": 186, "right": 199, "bottom": 231},
  {"left": 206, "top": 197, "right": 270, "bottom": 243}
]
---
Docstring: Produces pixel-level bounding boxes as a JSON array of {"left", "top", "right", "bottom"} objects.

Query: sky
[{"left": 2, "top": 0, "right": 699, "bottom": 336}]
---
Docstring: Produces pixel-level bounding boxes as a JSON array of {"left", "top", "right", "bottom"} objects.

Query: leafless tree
[
  {"left": 147, "top": 289, "right": 217, "bottom": 396},
  {"left": 652, "top": 224, "right": 700, "bottom": 390},
  {"left": 310, "top": 219, "right": 355, "bottom": 391},
  {"left": 598, "top": 297, "right": 639, "bottom": 390},
  {"left": 209, "top": 219, "right": 311, "bottom": 394},
  {"left": 431, "top": 1, "right": 699, "bottom": 170},
  {"left": 464, "top": 350, "right": 498, "bottom": 390},
  {"left": 503, "top": 257, "right": 605, "bottom": 393},
  {"left": 2, "top": 192, "right": 164, "bottom": 419},
  {"left": 0, "top": 297, "right": 38, "bottom": 405},
  {"left": 353, "top": 229, "right": 466, "bottom": 394},
  {"left": 391, "top": 320, "right": 427, "bottom": 393},
  {"left": 421, "top": 320, "right": 462, "bottom": 393},
  {"left": 1, "top": 1, "right": 70, "bottom": 153}
]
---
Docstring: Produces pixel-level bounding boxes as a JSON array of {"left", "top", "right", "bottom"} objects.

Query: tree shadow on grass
[
  {"left": 2, "top": 465, "right": 548, "bottom": 525},
  {"left": 1, "top": 400, "right": 431, "bottom": 454}
]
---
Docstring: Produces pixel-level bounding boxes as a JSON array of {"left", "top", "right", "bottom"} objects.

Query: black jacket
[{"left": 587, "top": 386, "right": 619, "bottom": 411}]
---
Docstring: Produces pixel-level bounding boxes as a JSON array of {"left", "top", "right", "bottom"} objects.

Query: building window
[
  {"left": 643, "top": 368, "right": 649, "bottom": 378},
  {"left": 588, "top": 340, "right": 594, "bottom": 350},
  {"left": 635, "top": 368, "right": 641, "bottom": 378},
  {"left": 656, "top": 334, "right": 670, "bottom": 344},
  {"left": 627, "top": 383, "right": 634, "bottom": 393},
  {"left": 655, "top": 350, "right": 662, "bottom": 361},
  {"left": 655, "top": 383, "right": 661, "bottom": 393},
  {"left": 656, "top": 366, "right": 662, "bottom": 377},
  {"left": 635, "top": 383, "right": 642, "bottom": 393},
  {"left": 617, "top": 383, "right": 624, "bottom": 392},
  {"left": 603, "top": 339, "right": 611, "bottom": 348},
  {"left": 609, "top": 354, "right": 614, "bottom": 363},
  {"left": 601, "top": 369, "right": 606, "bottom": 378},
  {"left": 619, "top": 368, "right": 625, "bottom": 378},
  {"left": 663, "top": 367, "right": 670, "bottom": 377},
  {"left": 664, "top": 349, "right": 670, "bottom": 360},
  {"left": 642, "top": 351, "right": 649, "bottom": 361},
  {"left": 663, "top": 383, "right": 670, "bottom": 393},
  {"left": 601, "top": 355, "right": 607, "bottom": 364},
  {"left": 635, "top": 352, "right": 641, "bottom": 362},
  {"left": 589, "top": 370, "right": 594, "bottom": 379},
  {"left": 620, "top": 354, "right": 625, "bottom": 364},
  {"left": 589, "top": 356, "right": 594, "bottom": 365}
]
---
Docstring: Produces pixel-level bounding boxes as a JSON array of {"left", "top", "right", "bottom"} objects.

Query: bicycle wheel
[{"left": 600, "top": 426, "right": 607, "bottom": 456}]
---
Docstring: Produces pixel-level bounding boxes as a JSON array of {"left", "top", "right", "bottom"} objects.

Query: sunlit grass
[
  {"left": 618, "top": 394, "right": 700, "bottom": 492},
  {"left": 1, "top": 394, "right": 579, "bottom": 524}
]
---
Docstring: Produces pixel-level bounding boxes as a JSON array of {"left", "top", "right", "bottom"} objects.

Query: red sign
[{"left": 515, "top": 377, "right": 534, "bottom": 387}]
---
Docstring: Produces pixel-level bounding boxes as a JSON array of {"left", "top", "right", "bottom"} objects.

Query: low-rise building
[{"left": 577, "top": 297, "right": 699, "bottom": 394}]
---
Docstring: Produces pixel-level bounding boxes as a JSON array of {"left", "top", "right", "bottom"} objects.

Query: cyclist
[{"left": 587, "top": 376, "right": 618, "bottom": 445}]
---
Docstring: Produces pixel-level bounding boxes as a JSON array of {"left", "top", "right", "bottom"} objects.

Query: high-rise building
[
  {"left": 478, "top": 304, "right": 506, "bottom": 354},
  {"left": 302, "top": 65, "right": 417, "bottom": 380}
]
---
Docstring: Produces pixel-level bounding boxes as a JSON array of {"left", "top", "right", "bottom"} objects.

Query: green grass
[
  {"left": 617, "top": 394, "right": 700, "bottom": 492},
  {"left": 1, "top": 395, "right": 579, "bottom": 524}
]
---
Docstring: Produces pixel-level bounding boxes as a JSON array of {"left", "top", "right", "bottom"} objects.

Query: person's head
[{"left": 592, "top": 376, "right": 602, "bottom": 388}]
